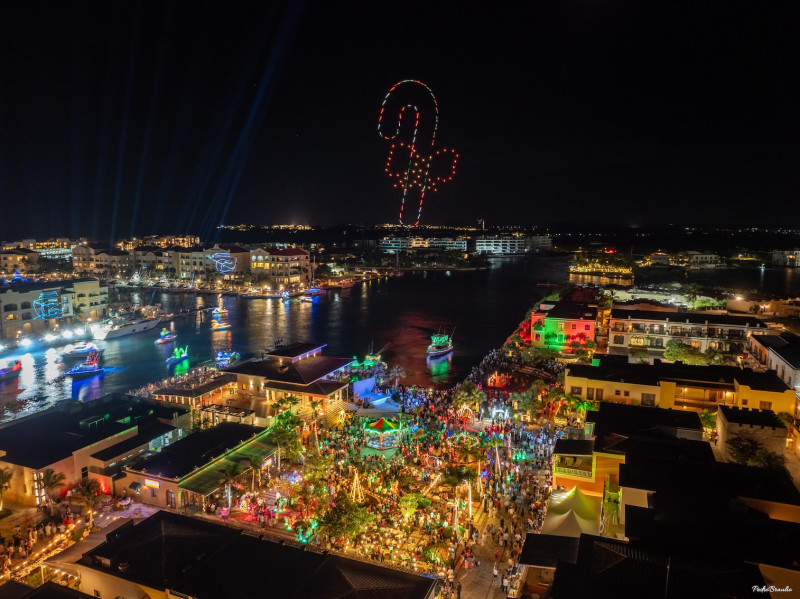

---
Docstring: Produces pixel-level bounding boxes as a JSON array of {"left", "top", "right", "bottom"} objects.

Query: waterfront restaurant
[{"left": 223, "top": 341, "right": 353, "bottom": 424}]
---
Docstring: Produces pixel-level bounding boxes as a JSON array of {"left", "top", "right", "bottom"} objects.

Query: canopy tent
[
  {"left": 546, "top": 486, "right": 602, "bottom": 521},
  {"left": 540, "top": 509, "right": 599, "bottom": 538},
  {"left": 363, "top": 418, "right": 402, "bottom": 451}
]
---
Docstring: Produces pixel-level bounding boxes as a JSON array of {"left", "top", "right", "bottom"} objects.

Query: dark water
[{"left": 0, "top": 257, "right": 569, "bottom": 422}]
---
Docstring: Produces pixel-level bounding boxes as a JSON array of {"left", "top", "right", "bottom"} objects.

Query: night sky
[{"left": 1, "top": 1, "right": 798, "bottom": 241}]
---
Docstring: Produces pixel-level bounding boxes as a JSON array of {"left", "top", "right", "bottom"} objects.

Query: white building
[
  {"left": 772, "top": 250, "right": 800, "bottom": 267},
  {"left": 475, "top": 235, "right": 550, "bottom": 255}
]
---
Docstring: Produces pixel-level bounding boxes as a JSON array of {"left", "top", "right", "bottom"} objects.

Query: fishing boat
[
  {"left": 65, "top": 351, "right": 104, "bottom": 379},
  {"left": 211, "top": 320, "right": 232, "bottom": 331},
  {"left": 63, "top": 341, "right": 99, "bottom": 358},
  {"left": 166, "top": 346, "right": 189, "bottom": 365},
  {"left": 426, "top": 332, "right": 454, "bottom": 357},
  {"left": 92, "top": 316, "right": 160, "bottom": 340},
  {"left": 0, "top": 360, "right": 22, "bottom": 382},
  {"left": 154, "top": 328, "right": 177, "bottom": 344},
  {"left": 215, "top": 350, "right": 240, "bottom": 368}
]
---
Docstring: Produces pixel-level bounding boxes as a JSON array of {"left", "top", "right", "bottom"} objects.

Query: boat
[
  {"left": 299, "top": 296, "right": 314, "bottom": 303},
  {"left": 154, "top": 328, "right": 177, "bottom": 344},
  {"left": 212, "top": 306, "right": 228, "bottom": 316},
  {"left": 281, "top": 291, "right": 291, "bottom": 301},
  {"left": 339, "top": 279, "right": 355, "bottom": 289},
  {"left": 63, "top": 341, "right": 99, "bottom": 358},
  {"left": 92, "top": 317, "right": 161, "bottom": 340},
  {"left": 166, "top": 346, "right": 189, "bottom": 365},
  {"left": 426, "top": 332, "right": 454, "bottom": 357},
  {"left": 65, "top": 351, "right": 104, "bottom": 379},
  {"left": 0, "top": 360, "right": 22, "bottom": 382},
  {"left": 211, "top": 320, "right": 232, "bottom": 331},
  {"left": 215, "top": 350, "right": 240, "bottom": 368}
]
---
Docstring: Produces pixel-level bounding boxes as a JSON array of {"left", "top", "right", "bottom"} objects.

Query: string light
[{"left": 378, "top": 80, "right": 459, "bottom": 227}]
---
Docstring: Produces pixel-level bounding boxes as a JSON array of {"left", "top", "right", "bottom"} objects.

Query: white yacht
[{"left": 92, "top": 316, "right": 161, "bottom": 340}]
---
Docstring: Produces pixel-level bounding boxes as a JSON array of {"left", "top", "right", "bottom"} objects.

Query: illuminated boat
[
  {"left": 211, "top": 307, "right": 228, "bottom": 316},
  {"left": 299, "top": 296, "right": 314, "bottom": 303},
  {"left": 339, "top": 279, "right": 355, "bottom": 289},
  {"left": 426, "top": 332, "right": 454, "bottom": 358},
  {"left": 92, "top": 317, "right": 160, "bottom": 340},
  {"left": 215, "top": 350, "right": 240, "bottom": 368},
  {"left": 154, "top": 328, "right": 177, "bottom": 344},
  {"left": 211, "top": 320, "right": 231, "bottom": 331},
  {"left": 0, "top": 360, "right": 22, "bottom": 382},
  {"left": 65, "top": 352, "right": 104, "bottom": 379},
  {"left": 166, "top": 346, "right": 189, "bottom": 365},
  {"left": 63, "top": 341, "right": 99, "bottom": 358}
]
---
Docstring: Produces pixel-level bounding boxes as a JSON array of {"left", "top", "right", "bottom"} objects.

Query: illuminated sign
[
  {"left": 33, "top": 291, "right": 67, "bottom": 320},
  {"left": 262, "top": 457, "right": 273, "bottom": 469},
  {"left": 144, "top": 478, "right": 160, "bottom": 489},
  {"left": 208, "top": 252, "right": 237, "bottom": 274}
]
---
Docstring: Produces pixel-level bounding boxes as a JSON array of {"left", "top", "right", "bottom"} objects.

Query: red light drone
[{"left": 378, "top": 80, "right": 458, "bottom": 227}]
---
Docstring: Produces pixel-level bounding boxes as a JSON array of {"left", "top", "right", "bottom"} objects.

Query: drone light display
[
  {"left": 378, "top": 80, "right": 459, "bottom": 227},
  {"left": 33, "top": 291, "right": 67, "bottom": 320},
  {"left": 208, "top": 252, "right": 237, "bottom": 274}
]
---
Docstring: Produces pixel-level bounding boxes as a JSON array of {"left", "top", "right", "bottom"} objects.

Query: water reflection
[{"left": 427, "top": 354, "right": 452, "bottom": 384}]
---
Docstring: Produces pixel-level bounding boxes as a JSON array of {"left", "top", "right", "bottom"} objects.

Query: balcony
[{"left": 554, "top": 456, "right": 593, "bottom": 479}]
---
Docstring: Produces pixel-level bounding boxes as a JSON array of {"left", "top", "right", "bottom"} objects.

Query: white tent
[
  {"left": 540, "top": 508, "right": 599, "bottom": 538},
  {"left": 547, "top": 486, "right": 601, "bottom": 521}
]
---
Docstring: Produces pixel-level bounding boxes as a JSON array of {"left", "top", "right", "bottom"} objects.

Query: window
[
  {"left": 167, "top": 490, "right": 176, "bottom": 509},
  {"left": 585, "top": 325, "right": 591, "bottom": 331},
  {"left": 615, "top": 390, "right": 621, "bottom": 396},
  {"left": 741, "top": 399, "right": 748, "bottom": 406},
  {"left": 151, "top": 487, "right": 158, "bottom": 498},
  {"left": 595, "top": 389, "right": 603, "bottom": 401},
  {"left": 759, "top": 401, "right": 772, "bottom": 410},
  {"left": 81, "top": 466, "right": 88, "bottom": 479},
  {"left": 641, "top": 393, "right": 656, "bottom": 407},
  {"left": 558, "top": 323, "right": 565, "bottom": 331},
  {"left": 534, "top": 333, "right": 540, "bottom": 342},
  {"left": 613, "top": 335, "right": 624, "bottom": 345},
  {"left": 571, "top": 324, "right": 576, "bottom": 330},
  {"left": 624, "top": 391, "right": 630, "bottom": 397},
  {"left": 587, "top": 388, "right": 594, "bottom": 400},
  {"left": 570, "top": 387, "right": 582, "bottom": 396},
  {"left": 631, "top": 336, "right": 645, "bottom": 346}
]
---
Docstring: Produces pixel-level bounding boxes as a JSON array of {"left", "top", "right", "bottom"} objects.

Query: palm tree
[
  {"left": 0, "top": 468, "right": 12, "bottom": 511},
  {"left": 309, "top": 398, "right": 323, "bottom": 452},
  {"left": 39, "top": 468, "right": 67, "bottom": 514},
  {"left": 266, "top": 419, "right": 303, "bottom": 474},
  {"left": 388, "top": 364, "right": 406, "bottom": 387},
  {"left": 444, "top": 465, "right": 479, "bottom": 536},
  {"left": 453, "top": 381, "right": 486, "bottom": 415},
  {"left": 240, "top": 458, "right": 257, "bottom": 493},
  {"left": 219, "top": 463, "right": 242, "bottom": 512},
  {"left": 72, "top": 478, "right": 103, "bottom": 530}
]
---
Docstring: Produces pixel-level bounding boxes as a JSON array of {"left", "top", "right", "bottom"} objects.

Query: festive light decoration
[
  {"left": 351, "top": 470, "right": 365, "bottom": 503},
  {"left": 378, "top": 80, "right": 459, "bottom": 226},
  {"left": 208, "top": 252, "right": 237, "bottom": 274},
  {"left": 33, "top": 291, "right": 66, "bottom": 320}
]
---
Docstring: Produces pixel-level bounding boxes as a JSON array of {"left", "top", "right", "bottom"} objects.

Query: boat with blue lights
[
  {"left": 166, "top": 346, "right": 189, "bottom": 365},
  {"left": 426, "top": 331, "right": 454, "bottom": 358},
  {"left": 154, "top": 328, "right": 177, "bottom": 344},
  {"left": 211, "top": 306, "right": 228, "bottom": 317},
  {"left": 65, "top": 351, "right": 104, "bottom": 379},
  {"left": 0, "top": 360, "right": 22, "bottom": 382},
  {"left": 63, "top": 341, "right": 99, "bottom": 359},
  {"left": 215, "top": 350, "right": 240, "bottom": 368}
]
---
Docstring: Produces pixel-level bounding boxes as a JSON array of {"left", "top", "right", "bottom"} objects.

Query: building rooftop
[
  {"left": 610, "top": 308, "right": 765, "bottom": 328},
  {"left": 127, "top": 422, "right": 263, "bottom": 480},
  {"left": 224, "top": 354, "right": 353, "bottom": 386},
  {"left": 90, "top": 422, "right": 176, "bottom": 463},
  {"left": 267, "top": 341, "right": 326, "bottom": 359},
  {"left": 79, "top": 511, "right": 438, "bottom": 599},
  {"left": 570, "top": 359, "right": 790, "bottom": 394},
  {"left": 718, "top": 405, "right": 786, "bottom": 429},
  {"left": 553, "top": 439, "right": 595, "bottom": 456},
  {"left": 0, "top": 395, "right": 176, "bottom": 470},
  {"left": 545, "top": 302, "right": 597, "bottom": 320}
]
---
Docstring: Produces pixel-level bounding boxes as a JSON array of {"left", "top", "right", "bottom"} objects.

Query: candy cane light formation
[{"left": 378, "top": 80, "right": 459, "bottom": 227}]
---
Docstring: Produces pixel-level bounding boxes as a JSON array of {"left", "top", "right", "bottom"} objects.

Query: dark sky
[{"left": 0, "top": 1, "right": 798, "bottom": 241}]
